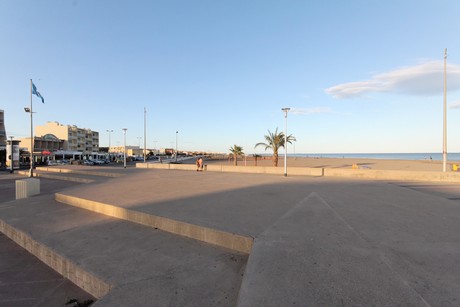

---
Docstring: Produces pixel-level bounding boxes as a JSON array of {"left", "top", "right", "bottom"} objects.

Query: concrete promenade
[{"left": 1, "top": 165, "right": 460, "bottom": 305}]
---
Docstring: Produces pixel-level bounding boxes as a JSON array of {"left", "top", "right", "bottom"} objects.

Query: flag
[{"left": 32, "top": 82, "right": 45, "bottom": 103}]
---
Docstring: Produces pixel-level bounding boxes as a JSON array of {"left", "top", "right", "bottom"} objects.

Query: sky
[{"left": 1, "top": 0, "right": 460, "bottom": 154}]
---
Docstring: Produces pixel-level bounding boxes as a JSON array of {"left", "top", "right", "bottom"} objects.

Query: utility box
[{"left": 16, "top": 178, "right": 40, "bottom": 199}]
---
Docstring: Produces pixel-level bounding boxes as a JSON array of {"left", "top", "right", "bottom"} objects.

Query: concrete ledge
[
  {"left": 36, "top": 167, "right": 122, "bottom": 178},
  {"left": 138, "top": 163, "right": 324, "bottom": 177},
  {"left": 17, "top": 170, "right": 95, "bottom": 183},
  {"left": 0, "top": 219, "right": 111, "bottom": 299},
  {"left": 55, "top": 193, "right": 253, "bottom": 254},
  {"left": 16, "top": 178, "right": 40, "bottom": 199},
  {"left": 138, "top": 162, "right": 460, "bottom": 182},
  {"left": 323, "top": 168, "right": 460, "bottom": 182}
]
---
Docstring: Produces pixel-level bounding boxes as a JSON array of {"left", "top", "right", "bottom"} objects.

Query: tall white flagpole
[{"left": 443, "top": 48, "right": 447, "bottom": 172}]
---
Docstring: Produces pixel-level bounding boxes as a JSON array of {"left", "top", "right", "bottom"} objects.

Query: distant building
[
  {"left": 109, "top": 146, "right": 143, "bottom": 156},
  {"left": 35, "top": 121, "right": 99, "bottom": 153},
  {"left": 0, "top": 110, "right": 6, "bottom": 149}
]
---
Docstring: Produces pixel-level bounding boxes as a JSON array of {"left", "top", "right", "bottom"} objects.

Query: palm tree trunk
[
  {"left": 273, "top": 153, "right": 278, "bottom": 167},
  {"left": 234, "top": 155, "right": 237, "bottom": 166}
]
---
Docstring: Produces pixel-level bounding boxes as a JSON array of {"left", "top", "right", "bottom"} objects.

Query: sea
[{"left": 290, "top": 153, "right": 460, "bottom": 161}]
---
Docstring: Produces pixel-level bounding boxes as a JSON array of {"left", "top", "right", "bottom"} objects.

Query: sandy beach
[{"left": 201, "top": 156, "right": 452, "bottom": 172}]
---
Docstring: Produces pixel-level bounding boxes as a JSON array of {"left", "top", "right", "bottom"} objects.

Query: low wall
[
  {"left": 137, "top": 162, "right": 460, "bottom": 182},
  {"left": 137, "top": 162, "right": 324, "bottom": 177},
  {"left": 323, "top": 168, "right": 460, "bottom": 182}
]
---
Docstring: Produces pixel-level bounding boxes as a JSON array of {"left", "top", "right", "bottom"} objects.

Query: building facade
[
  {"left": 35, "top": 121, "right": 99, "bottom": 153},
  {"left": 0, "top": 110, "right": 6, "bottom": 149}
]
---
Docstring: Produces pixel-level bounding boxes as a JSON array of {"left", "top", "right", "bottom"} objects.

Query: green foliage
[
  {"left": 229, "top": 145, "right": 244, "bottom": 166},
  {"left": 255, "top": 128, "right": 296, "bottom": 167}
]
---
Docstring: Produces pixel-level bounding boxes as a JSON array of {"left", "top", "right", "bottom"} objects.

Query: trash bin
[{"left": 453, "top": 164, "right": 458, "bottom": 171}]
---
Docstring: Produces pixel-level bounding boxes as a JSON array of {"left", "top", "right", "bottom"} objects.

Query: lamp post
[
  {"left": 9, "top": 136, "right": 14, "bottom": 173},
  {"left": 122, "top": 128, "right": 127, "bottom": 168},
  {"left": 281, "top": 107, "right": 290, "bottom": 177},
  {"left": 443, "top": 48, "right": 447, "bottom": 172},
  {"left": 144, "top": 107, "right": 147, "bottom": 163},
  {"left": 175, "top": 131, "right": 178, "bottom": 162},
  {"left": 24, "top": 106, "right": 33, "bottom": 177},
  {"left": 107, "top": 129, "right": 113, "bottom": 161}
]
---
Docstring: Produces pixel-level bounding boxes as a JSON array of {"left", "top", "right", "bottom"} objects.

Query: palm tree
[
  {"left": 229, "top": 145, "right": 244, "bottom": 166},
  {"left": 255, "top": 128, "right": 296, "bottom": 167},
  {"left": 252, "top": 154, "right": 262, "bottom": 167}
]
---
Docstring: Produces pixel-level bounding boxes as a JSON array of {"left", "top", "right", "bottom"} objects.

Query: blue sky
[{"left": 2, "top": 0, "right": 460, "bottom": 154}]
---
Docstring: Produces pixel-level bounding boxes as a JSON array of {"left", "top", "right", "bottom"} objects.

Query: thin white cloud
[
  {"left": 449, "top": 100, "right": 460, "bottom": 109},
  {"left": 290, "top": 107, "right": 331, "bottom": 115},
  {"left": 325, "top": 61, "right": 460, "bottom": 99}
]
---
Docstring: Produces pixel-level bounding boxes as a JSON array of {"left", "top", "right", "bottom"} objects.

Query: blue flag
[{"left": 32, "top": 82, "right": 45, "bottom": 103}]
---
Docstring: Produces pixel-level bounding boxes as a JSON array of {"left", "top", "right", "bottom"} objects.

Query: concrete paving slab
[
  {"left": 56, "top": 170, "right": 317, "bottom": 238},
  {"left": 53, "top": 168, "right": 460, "bottom": 305},
  {"left": 237, "top": 192, "right": 428, "bottom": 306},
  {"left": 2, "top": 168, "right": 460, "bottom": 305},
  {"left": 0, "top": 233, "right": 94, "bottom": 307},
  {"left": 0, "top": 194, "right": 247, "bottom": 305}
]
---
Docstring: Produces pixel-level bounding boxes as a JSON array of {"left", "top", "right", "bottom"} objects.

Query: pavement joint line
[
  {"left": 54, "top": 193, "right": 254, "bottom": 254},
  {"left": 0, "top": 218, "right": 112, "bottom": 299}
]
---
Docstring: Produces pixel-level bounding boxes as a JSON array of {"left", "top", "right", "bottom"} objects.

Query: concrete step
[
  {"left": 55, "top": 193, "right": 253, "bottom": 254},
  {"left": 17, "top": 170, "right": 97, "bottom": 183},
  {"left": 0, "top": 194, "right": 247, "bottom": 305}
]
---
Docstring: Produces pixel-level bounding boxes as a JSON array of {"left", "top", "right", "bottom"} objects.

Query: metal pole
[
  {"left": 107, "top": 129, "right": 113, "bottom": 161},
  {"left": 144, "top": 107, "right": 147, "bottom": 163},
  {"left": 175, "top": 131, "right": 178, "bottom": 162},
  {"left": 443, "top": 48, "right": 447, "bottom": 172},
  {"left": 282, "top": 107, "right": 290, "bottom": 177},
  {"left": 123, "top": 128, "right": 127, "bottom": 168},
  {"left": 29, "top": 79, "right": 34, "bottom": 177},
  {"left": 9, "top": 136, "right": 14, "bottom": 173}
]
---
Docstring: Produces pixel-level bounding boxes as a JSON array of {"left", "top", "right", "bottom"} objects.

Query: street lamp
[
  {"left": 107, "top": 129, "right": 113, "bottom": 161},
  {"left": 281, "top": 107, "right": 291, "bottom": 177},
  {"left": 144, "top": 107, "right": 147, "bottom": 163},
  {"left": 24, "top": 106, "right": 33, "bottom": 177},
  {"left": 443, "top": 48, "right": 447, "bottom": 172},
  {"left": 122, "top": 128, "right": 127, "bottom": 168},
  {"left": 175, "top": 131, "right": 178, "bottom": 162},
  {"left": 9, "top": 136, "right": 14, "bottom": 173}
]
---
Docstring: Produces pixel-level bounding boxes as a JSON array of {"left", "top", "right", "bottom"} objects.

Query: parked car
[
  {"left": 83, "top": 160, "right": 95, "bottom": 166},
  {"left": 47, "top": 160, "right": 60, "bottom": 166}
]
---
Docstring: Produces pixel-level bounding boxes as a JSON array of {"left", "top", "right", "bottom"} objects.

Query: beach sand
[{"left": 201, "top": 156, "right": 454, "bottom": 172}]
